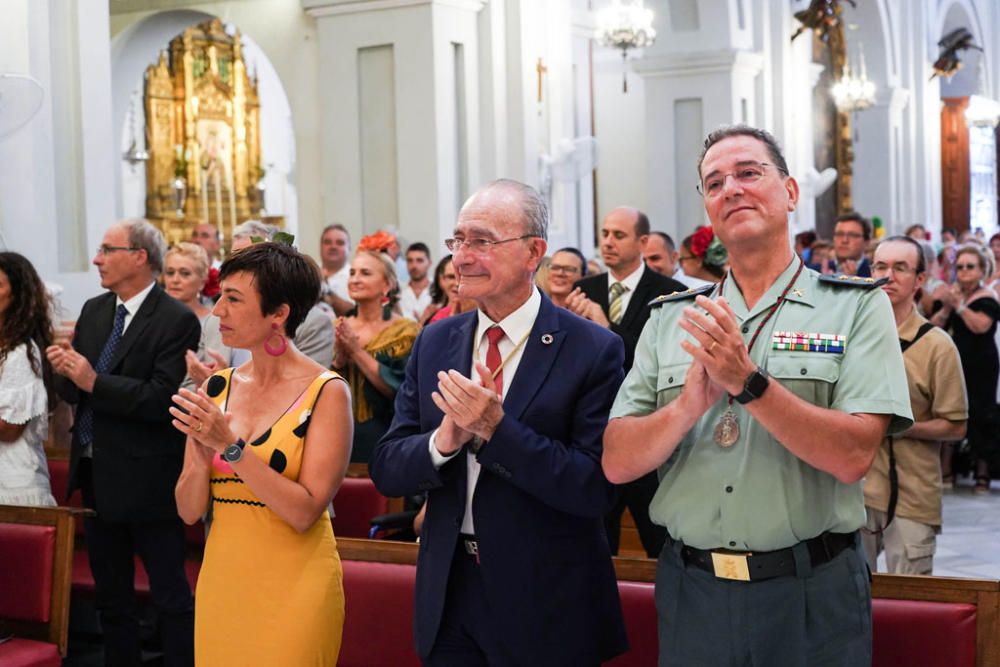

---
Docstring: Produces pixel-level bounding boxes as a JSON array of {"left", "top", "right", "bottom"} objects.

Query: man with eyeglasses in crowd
[
  {"left": 47, "top": 219, "right": 200, "bottom": 666},
  {"left": 371, "top": 179, "right": 627, "bottom": 665},
  {"left": 604, "top": 125, "right": 912, "bottom": 666},
  {"left": 862, "top": 236, "right": 967, "bottom": 575},
  {"left": 832, "top": 211, "right": 873, "bottom": 277},
  {"left": 566, "top": 207, "right": 685, "bottom": 558}
]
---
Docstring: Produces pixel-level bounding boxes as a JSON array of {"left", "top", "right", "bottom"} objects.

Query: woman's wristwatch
[{"left": 222, "top": 439, "right": 246, "bottom": 464}]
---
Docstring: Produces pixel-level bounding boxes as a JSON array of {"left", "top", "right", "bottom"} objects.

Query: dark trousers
[
  {"left": 423, "top": 544, "right": 518, "bottom": 666},
  {"left": 655, "top": 533, "right": 872, "bottom": 666},
  {"left": 80, "top": 459, "right": 194, "bottom": 667},
  {"left": 604, "top": 472, "right": 666, "bottom": 557}
]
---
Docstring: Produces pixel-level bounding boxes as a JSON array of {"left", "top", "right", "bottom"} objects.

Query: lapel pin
[
  {"left": 541, "top": 334, "right": 553, "bottom": 345},
  {"left": 793, "top": 289, "right": 804, "bottom": 298}
]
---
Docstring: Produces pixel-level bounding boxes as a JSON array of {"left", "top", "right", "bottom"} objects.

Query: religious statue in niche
[{"left": 143, "top": 18, "right": 276, "bottom": 246}]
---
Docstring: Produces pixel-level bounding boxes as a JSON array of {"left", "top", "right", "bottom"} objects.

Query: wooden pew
[{"left": 0, "top": 505, "right": 84, "bottom": 660}]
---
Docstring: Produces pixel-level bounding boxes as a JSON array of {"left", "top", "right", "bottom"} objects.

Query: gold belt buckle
[{"left": 710, "top": 551, "right": 752, "bottom": 581}]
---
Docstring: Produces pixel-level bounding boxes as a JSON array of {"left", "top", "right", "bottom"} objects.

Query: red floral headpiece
[
  {"left": 358, "top": 231, "right": 396, "bottom": 254},
  {"left": 690, "top": 226, "right": 714, "bottom": 259},
  {"left": 202, "top": 267, "right": 220, "bottom": 299}
]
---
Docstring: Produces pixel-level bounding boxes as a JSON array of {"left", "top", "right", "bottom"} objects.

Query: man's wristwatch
[
  {"left": 733, "top": 366, "right": 770, "bottom": 404},
  {"left": 222, "top": 439, "right": 246, "bottom": 464}
]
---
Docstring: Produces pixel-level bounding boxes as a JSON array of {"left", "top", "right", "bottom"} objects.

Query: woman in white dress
[{"left": 0, "top": 252, "right": 56, "bottom": 506}]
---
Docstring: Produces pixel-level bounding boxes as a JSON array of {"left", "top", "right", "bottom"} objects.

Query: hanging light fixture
[
  {"left": 123, "top": 91, "right": 149, "bottom": 167},
  {"left": 831, "top": 42, "right": 876, "bottom": 112},
  {"left": 595, "top": 0, "right": 656, "bottom": 93}
]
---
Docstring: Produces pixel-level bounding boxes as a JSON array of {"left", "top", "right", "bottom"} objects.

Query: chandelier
[
  {"left": 123, "top": 90, "right": 149, "bottom": 168},
  {"left": 595, "top": 0, "right": 656, "bottom": 93},
  {"left": 831, "top": 45, "right": 876, "bottom": 112}
]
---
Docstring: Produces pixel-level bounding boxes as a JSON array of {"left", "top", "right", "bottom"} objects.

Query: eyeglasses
[
  {"left": 872, "top": 262, "right": 918, "bottom": 276},
  {"left": 833, "top": 231, "right": 865, "bottom": 240},
  {"left": 548, "top": 263, "right": 581, "bottom": 276},
  {"left": 444, "top": 235, "right": 537, "bottom": 254},
  {"left": 697, "top": 161, "right": 782, "bottom": 197},
  {"left": 96, "top": 245, "right": 141, "bottom": 256},
  {"left": 955, "top": 263, "right": 980, "bottom": 271}
]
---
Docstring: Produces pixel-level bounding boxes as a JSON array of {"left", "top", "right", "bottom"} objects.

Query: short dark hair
[
  {"left": 878, "top": 235, "right": 927, "bottom": 274},
  {"left": 321, "top": 224, "right": 351, "bottom": 245},
  {"left": 650, "top": 231, "right": 676, "bottom": 252},
  {"left": 835, "top": 212, "right": 872, "bottom": 241},
  {"left": 218, "top": 242, "right": 321, "bottom": 338},
  {"left": 406, "top": 242, "right": 431, "bottom": 259},
  {"left": 554, "top": 247, "right": 587, "bottom": 276},
  {"left": 698, "top": 125, "right": 789, "bottom": 178},
  {"left": 635, "top": 211, "right": 651, "bottom": 237}
]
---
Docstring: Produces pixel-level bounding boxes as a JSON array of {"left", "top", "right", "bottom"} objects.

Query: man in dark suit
[
  {"left": 566, "top": 206, "right": 686, "bottom": 557},
  {"left": 370, "top": 180, "right": 627, "bottom": 666},
  {"left": 48, "top": 219, "right": 199, "bottom": 667},
  {"left": 830, "top": 211, "right": 873, "bottom": 277}
]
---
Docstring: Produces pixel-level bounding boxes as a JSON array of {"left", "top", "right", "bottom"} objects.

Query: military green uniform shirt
[{"left": 610, "top": 258, "right": 913, "bottom": 552}]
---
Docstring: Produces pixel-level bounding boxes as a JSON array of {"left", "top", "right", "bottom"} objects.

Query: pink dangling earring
[{"left": 263, "top": 322, "right": 288, "bottom": 356}]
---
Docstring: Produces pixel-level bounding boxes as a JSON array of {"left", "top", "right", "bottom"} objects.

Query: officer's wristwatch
[
  {"left": 733, "top": 366, "right": 770, "bottom": 405},
  {"left": 222, "top": 439, "right": 246, "bottom": 464}
]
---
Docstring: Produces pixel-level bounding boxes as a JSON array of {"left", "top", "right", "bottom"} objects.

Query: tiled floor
[{"left": 874, "top": 476, "right": 1000, "bottom": 579}]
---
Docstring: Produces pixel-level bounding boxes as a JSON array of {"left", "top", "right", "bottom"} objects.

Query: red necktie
[{"left": 485, "top": 325, "right": 505, "bottom": 397}]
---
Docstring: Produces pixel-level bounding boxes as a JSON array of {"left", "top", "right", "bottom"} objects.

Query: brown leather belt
[{"left": 672, "top": 531, "right": 856, "bottom": 582}]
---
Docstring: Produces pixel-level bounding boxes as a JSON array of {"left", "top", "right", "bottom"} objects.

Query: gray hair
[
  {"left": 489, "top": 178, "right": 549, "bottom": 241},
  {"left": 120, "top": 218, "right": 167, "bottom": 277},
  {"left": 232, "top": 219, "right": 277, "bottom": 242}
]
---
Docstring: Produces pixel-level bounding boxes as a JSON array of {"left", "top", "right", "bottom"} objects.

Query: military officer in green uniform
[{"left": 603, "top": 125, "right": 912, "bottom": 667}]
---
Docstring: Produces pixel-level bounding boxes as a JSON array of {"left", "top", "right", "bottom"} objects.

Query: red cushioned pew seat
[
  {"left": 332, "top": 477, "right": 390, "bottom": 539},
  {"left": 607, "top": 580, "right": 658, "bottom": 667},
  {"left": 872, "top": 597, "right": 977, "bottom": 667},
  {"left": 340, "top": 559, "right": 421, "bottom": 667},
  {"left": 0, "top": 639, "right": 61, "bottom": 667}
]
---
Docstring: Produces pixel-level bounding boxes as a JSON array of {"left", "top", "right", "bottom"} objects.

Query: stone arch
[{"left": 110, "top": 10, "right": 298, "bottom": 233}]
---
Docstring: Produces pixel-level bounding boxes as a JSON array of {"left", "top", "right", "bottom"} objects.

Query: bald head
[{"left": 600, "top": 206, "right": 650, "bottom": 277}]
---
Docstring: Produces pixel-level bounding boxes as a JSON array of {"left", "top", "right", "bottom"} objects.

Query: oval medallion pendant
[{"left": 713, "top": 409, "right": 740, "bottom": 448}]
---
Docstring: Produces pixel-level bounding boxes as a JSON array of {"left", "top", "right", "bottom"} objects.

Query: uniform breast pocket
[
  {"left": 768, "top": 354, "right": 841, "bottom": 408},
  {"left": 656, "top": 362, "right": 690, "bottom": 408}
]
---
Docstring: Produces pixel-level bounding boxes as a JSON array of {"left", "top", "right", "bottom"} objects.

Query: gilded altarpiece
[{"left": 144, "top": 19, "right": 270, "bottom": 245}]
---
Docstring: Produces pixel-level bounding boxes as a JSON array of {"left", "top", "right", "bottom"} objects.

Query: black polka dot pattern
[
  {"left": 251, "top": 428, "right": 271, "bottom": 447},
  {"left": 269, "top": 450, "right": 287, "bottom": 473},
  {"left": 292, "top": 417, "right": 311, "bottom": 438},
  {"left": 206, "top": 374, "right": 228, "bottom": 398}
]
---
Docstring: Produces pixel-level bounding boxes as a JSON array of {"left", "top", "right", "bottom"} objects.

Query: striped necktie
[
  {"left": 608, "top": 281, "right": 627, "bottom": 325},
  {"left": 75, "top": 304, "right": 128, "bottom": 446}
]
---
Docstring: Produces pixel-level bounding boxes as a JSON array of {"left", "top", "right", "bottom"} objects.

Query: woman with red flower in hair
[
  {"left": 333, "top": 233, "right": 418, "bottom": 463},
  {"left": 679, "top": 225, "right": 728, "bottom": 283}
]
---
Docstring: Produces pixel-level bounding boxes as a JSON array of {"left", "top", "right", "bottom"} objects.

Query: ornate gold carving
[{"left": 142, "top": 18, "right": 276, "bottom": 246}]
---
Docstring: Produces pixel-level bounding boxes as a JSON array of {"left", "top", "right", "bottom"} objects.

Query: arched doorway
[{"left": 110, "top": 10, "right": 297, "bottom": 239}]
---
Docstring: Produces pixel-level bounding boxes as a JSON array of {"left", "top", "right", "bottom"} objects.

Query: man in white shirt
[
  {"left": 398, "top": 242, "right": 433, "bottom": 321},
  {"left": 370, "top": 179, "right": 627, "bottom": 666},
  {"left": 644, "top": 230, "right": 712, "bottom": 288},
  {"left": 320, "top": 224, "right": 354, "bottom": 316}
]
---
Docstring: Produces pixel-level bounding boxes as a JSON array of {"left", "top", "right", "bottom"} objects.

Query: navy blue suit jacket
[{"left": 370, "top": 294, "right": 628, "bottom": 665}]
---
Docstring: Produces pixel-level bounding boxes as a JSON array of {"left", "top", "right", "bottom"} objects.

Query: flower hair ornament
[
  {"left": 690, "top": 226, "right": 728, "bottom": 269},
  {"left": 358, "top": 231, "right": 397, "bottom": 254}
]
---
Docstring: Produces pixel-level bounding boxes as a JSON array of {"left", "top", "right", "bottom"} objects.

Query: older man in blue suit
[{"left": 370, "top": 179, "right": 627, "bottom": 666}]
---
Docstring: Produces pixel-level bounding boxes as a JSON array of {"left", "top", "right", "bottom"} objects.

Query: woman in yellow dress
[
  {"left": 333, "top": 247, "right": 418, "bottom": 463},
  {"left": 171, "top": 242, "right": 352, "bottom": 666}
]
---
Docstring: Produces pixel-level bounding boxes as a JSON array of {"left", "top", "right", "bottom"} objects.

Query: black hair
[
  {"left": 650, "top": 231, "right": 676, "bottom": 252},
  {"left": 835, "top": 212, "right": 873, "bottom": 241},
  {"left": 698, "top": 124, "right": 789, "bottom": 178},
  {"left": 429, "top": 254, "right": 454, "bottom": 305},
  {"left": 218, "top": 242, "right": 320, "bottom": 338},
  {"left": 635, "top": 211, "right": 651, "bottom": 237},
  {"left": 0, "top": 253, "right": 54, "bottom": 408},
  {"left": 554, "top": 247, "right": 587, "bottom": 276},
  {"left": 406, "top": 242, "right": 431, "bottom": 259}
]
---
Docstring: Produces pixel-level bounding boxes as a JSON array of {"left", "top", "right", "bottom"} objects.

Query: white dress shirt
[
  {"left": 428, "top": 287, "right": 542, "bottom": 534},
  {"left": 323, "top": 264, "right": 353, "bottom": 306},
  {"left": 607, "top": 262, "right": 645, "bottom": 318},
  {"left": 399, "top": 283, "right": 433, "bottom": 321}
]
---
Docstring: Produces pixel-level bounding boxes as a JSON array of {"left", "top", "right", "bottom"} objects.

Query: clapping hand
[
  {"left": 678, "top": 296, "right": 755, "bottom": 397},
  {"left": 45, "top": 344, "right": 98, "bottom": 393},
  {"left": 431, "top": 363, "right": 503, "bottom": 444},
  {"left": 169, "top": 387, "right": 238, "bottom": 453},
  {"left": 186, "top": 349, "right": 228, "bottom": 386},
  {"left": 564, "top": 288, "right": 610, "bottom": 327}
]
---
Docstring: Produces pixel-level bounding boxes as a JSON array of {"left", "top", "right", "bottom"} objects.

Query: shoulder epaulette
[
  {"left": 648, "top": 283, "right": 716, "bottom": 308},
  {"left": 817, "top": 274, "right": 888, "bottom": 289}
]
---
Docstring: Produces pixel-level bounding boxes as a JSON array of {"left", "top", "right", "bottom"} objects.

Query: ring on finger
[
  {"left": 708, "top": 340, "right": 718, "bottom": 353},
  {"left": 194, "top": 420, "right": 204, "bottom": 433}
]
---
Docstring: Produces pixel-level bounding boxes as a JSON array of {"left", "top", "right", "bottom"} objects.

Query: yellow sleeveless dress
[{"left": 194, "top": 369, "right": 345, "bottom": 666}]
